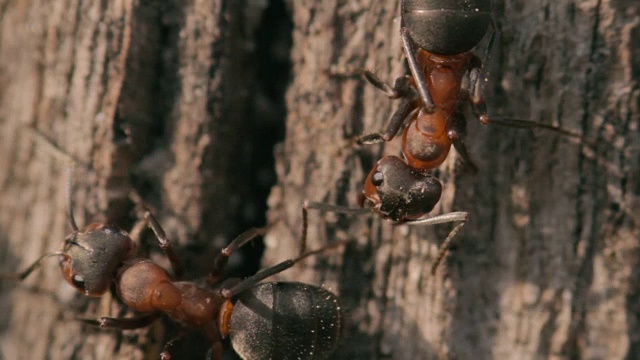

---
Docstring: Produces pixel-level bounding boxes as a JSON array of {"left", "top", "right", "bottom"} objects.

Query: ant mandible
[{"left": 5, "top": 169, "right": 343, "bottom": 359}]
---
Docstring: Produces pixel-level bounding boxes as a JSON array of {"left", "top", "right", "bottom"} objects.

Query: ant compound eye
[
  {"left": 71, "top": 274, "right": 86, "bottom": 290},
  {"left": 372, "top": 171, "right": 384, "bottom": 187}
]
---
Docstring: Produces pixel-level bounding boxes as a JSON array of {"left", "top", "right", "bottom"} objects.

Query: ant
[
  {"left": 305, "top": 155, "right": 468, "bottom": 275},
  {"left": 363, "top": 0, "right": 589, "bottom": 171},
  {"left": 309, "top": 0, "right": 591, "bottom": 274},
  {"left": 4, "top": 170, "right": 344, "bottom": 359}
]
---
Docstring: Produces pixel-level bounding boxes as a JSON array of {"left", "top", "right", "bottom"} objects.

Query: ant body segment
[{"left": 5, "top": 171, "right": 344, "bottom": 360}]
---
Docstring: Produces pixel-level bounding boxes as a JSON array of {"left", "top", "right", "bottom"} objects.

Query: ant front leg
[{"left": 144, "top": 211, "right": 185, "bottom": 280}]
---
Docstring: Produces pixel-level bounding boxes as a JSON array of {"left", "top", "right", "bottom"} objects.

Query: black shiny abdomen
[
  {"left": 402, "top": 0, "right": 492, "bottom": 55},
  {"left": 230, "top": 282, "right": 343, "bottom": 360}
]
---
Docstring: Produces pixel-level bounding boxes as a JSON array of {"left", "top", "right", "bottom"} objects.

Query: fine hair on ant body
[{"left": 3, "top": 169, "right": 344, "bottom": 360}]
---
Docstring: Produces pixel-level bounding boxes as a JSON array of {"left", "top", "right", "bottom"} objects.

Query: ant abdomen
[
  {"left": 229, "top": 282, "right": 343, "bottom": 360},
  {"left": 402, "top": 0, "right": 492, "bottom": 55}
]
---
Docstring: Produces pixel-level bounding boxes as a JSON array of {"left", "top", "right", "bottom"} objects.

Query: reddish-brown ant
[
  {"left": 309, "top": 0, "right": 592, "bottom": 274},
  {"left": 364, "top": 0, "right": 589, "bottom": 171},
  {"left": 3, "top": 170, "right": 344, "bottom": 359}
]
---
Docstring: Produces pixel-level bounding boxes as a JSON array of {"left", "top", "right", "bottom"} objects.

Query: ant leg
[
  {"left": 405, "top": 211, "right": 469, "bottom": 274},
  {"left": 400, "top": 26, "right": 435, "bottom": 112},
  {"left": 357, "top": 98, "right": 418, "bottom": 144},
  {"left": 467, "top": 58, "right": 593, "bottom": 145},
  {"left": 81, "top": 312, "right": 161, "bottom": 330},
  {"left": 205, "top": 343, "right": 223, "bottom": 360},
  {"left": 220, "top": 238, "right": 351, "bottom": 300},
  {"left": 450, "top": 138, "right": 479, "bottom": 173},
  {"left": 447, "top": 109, "right": 479, "bottom": 172},
  {"left": 160, "top": 330, "right": 188, "bottom": 360},
  {"left": 467, "top": 56, "right": 491, "bottom": 125},
  {"left": 477, "top": 18, "right": 498, "bottom": 88},
  {"left": 220, "top": 205, "right": 352, "bottom": 299},
  {"left": 144, "top": 211, "right": 185, "bottom": 279},
  {"left": 468, "top": 18, "right": 499, "bottom": 124},
  {"left": 363, "top": 71, "right": 412, "bottom": 99},
  {"left": 207, "top": 203, "right": 311, "bottom": 286},
  {"left": 206, "top": 227, "right": 269, "bottom": 285}
]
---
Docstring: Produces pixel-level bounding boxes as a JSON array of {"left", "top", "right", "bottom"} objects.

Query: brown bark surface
[
  {"left": 0, "top": 0, "right": 279, "bottom": 358},
  {"left": 0, "top": 1, "right": 639, "bottom": 360},
  {"left": 265, "top": 1, "right": 640, "bottom": 359}
]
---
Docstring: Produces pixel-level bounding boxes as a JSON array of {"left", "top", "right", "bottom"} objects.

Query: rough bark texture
[
  {"left": 0, "top": 0, "right": 284, "bottom": 359},
  {"left": 0, "top": 0, "right": 639, "bottom": 360},
  {"left": 265, "top": 1, "right": 640, "bottom": 359}
]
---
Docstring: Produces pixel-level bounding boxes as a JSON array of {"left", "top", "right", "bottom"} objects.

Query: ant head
[
  {"left": 224, "top": 282, "right": 343, "bottom": 359},
  {"left": 60, "top": 223, "right": 136, "bottom": 297},
  {"left": 360, "top": 156, "right": 442, "bottom": 222}
]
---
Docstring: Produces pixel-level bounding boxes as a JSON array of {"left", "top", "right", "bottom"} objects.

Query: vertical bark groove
[{"left": 1, "top": 1, "right": 639, "bottom": 359}]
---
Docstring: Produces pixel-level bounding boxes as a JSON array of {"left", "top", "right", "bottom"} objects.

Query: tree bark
[
  {"left": 0, "top": 0, "right": 281, "bottom": 358},
  {"left": 1, "top": 0, "right": 639, "bottom": 360},
  {"left": 266, "top": 1, "right": 640, "bottom": 359}
]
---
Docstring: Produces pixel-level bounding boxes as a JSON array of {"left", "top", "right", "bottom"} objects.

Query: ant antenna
[
  {"left": 304, "top": 201, "right": 371, "bottom": 216},
  {"left": 66, "top": 166, "right": 79, "bottom": 232},
  {"left": 404, "top": 211, "right": 469, "bottom": 274},
  {"left": 0, "top": 252, "right": 65, "bottom": 281},
  {"left": 486, "top": 117, "right": 596, "bottom": 147}
]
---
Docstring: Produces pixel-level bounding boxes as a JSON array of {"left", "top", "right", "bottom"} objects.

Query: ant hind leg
[{"left": 160, "top": 329, "right": 189, "bottom": 360}]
